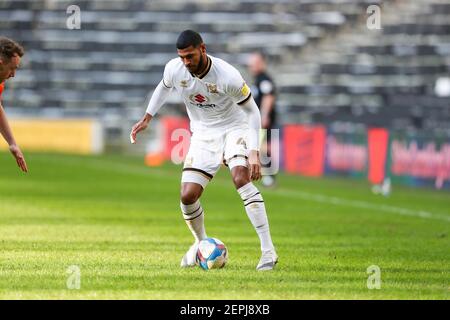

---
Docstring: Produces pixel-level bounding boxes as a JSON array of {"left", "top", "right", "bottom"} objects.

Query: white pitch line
[
  {"left": 41, "top": 156, "right": 450, "bottom": 223},
  {"left": 272, "top": 188, "right": 450, "bottom": 223}
]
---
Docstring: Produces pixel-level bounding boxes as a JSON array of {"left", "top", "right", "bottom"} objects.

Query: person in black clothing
[{"left": 248, "top": 52, "right": 277, "bottom": 187}]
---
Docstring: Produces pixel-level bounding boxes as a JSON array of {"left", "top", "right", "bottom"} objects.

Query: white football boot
[
  {"left": 261, "top": 175, "right": 276, "bottom": 188},
  {"left": 180, "top": 242, "right": 199, "bottom": 268},
  {"left": 256, "top": 249, "right": 278, "bottom": 271},
  {"left": 381, "top": 178, "right": 391, "bottom": 197}
]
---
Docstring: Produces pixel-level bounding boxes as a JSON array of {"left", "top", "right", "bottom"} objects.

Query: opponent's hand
[
  {"left": 9, "top": 144, "right": 28, "bottom": 172},
  {"left": 248, "top": 150, "right": 261, "bottom": 181},
  {"left": 130, "top": 114, "right": 152, "bottom": 144}
]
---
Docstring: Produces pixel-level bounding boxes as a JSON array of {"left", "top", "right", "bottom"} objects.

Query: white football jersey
[{"left": 162, "top": 55, "right": 252, "bottom": 133}]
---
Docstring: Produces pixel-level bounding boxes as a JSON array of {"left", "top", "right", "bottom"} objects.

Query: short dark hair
[
  {"left": 254, "top": 50, "right": 268, "bottom": 62},
  {"left": 0, "top": 37, "right": 24, "bottom": 60},
  {"left": 176, "top": 30, "right": 203, "bottom": 50}
]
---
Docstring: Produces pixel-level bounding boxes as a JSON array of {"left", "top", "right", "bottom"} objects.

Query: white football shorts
[{"left": 181, "top": 127, "right": 250, "bottom": 188}]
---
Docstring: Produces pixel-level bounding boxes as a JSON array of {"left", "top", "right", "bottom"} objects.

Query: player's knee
[
  {"left": 180, "top": 191, "right": 199, "bottom": 204},
  {"left": 232, "top": 167, "right": 251, "bottom": 189},
  {"left": 180, "top": 185, "right": 202, "bottom": 204}
]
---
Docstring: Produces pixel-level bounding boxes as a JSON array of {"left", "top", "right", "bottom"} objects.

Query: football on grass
[{"left": 196, "top": 238, "right": 228, "bottom": 270}]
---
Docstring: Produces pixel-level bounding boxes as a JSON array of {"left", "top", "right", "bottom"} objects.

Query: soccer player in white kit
[{"left": 131, "top": 30, "right": 278, "bottom": 270}]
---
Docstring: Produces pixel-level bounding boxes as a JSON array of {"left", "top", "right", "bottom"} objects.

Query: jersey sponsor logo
[
  {"left": 188, "top": 93, "right": 217, "bottom": 108},
  {"left": 194, "top": 94, "right": 206, "bottom": 103},
  {"left": 179, "top": 80, "right": 189, "bottom": 88},
  {"left": 205, "top": 83, "right": 218, "bottom": 94}
]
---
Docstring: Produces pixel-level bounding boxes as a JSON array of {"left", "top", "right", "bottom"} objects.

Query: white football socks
[
  {"left": 238, "top": 182, "right": 275, "bottom": 252},
  {"left": 180, "top": 200, "right": 207, "bottom": 242}
]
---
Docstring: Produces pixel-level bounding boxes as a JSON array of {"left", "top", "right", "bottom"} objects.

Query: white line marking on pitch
[
  {"left": 43, "top": 156, "right": 450, "bottom": 223},
  {"left": 274, "top": 188, "right": 450, "bottom": 223}
]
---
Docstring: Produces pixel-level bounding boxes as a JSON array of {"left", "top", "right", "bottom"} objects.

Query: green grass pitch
[{"left": 0, "top": 152, "right": 448, "bottom": 299}]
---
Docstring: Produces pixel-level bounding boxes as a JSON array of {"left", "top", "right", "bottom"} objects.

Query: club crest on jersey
[{"left": 205, "top": 83, "right": 218, "bottom": 94}]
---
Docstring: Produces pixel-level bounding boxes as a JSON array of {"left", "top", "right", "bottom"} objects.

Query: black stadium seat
[{"left": 0, "top": 0, "right": 448, "bottom": 137}]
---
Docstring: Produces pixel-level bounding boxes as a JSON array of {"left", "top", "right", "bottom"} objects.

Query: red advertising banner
[
  {"left": 391, "top": 139, "right": 450, "bottom": 189},
  {"left": 326, "top": 135, "right": 367, "bottom": 172},
  {"left": 161, "top": 116, "right": 190, "bottom": 160},
  {"left": 145, "top": 116, "right": 190, "bottom": 167},
  {"left": 367, "top": 128, "right": 389, "bottom": 185},
  {"left": 282, "top": 124, "right": 449, "bottom": 190},
  {"left": 283, "top": 124, "right": 326, "bottom": 177}
]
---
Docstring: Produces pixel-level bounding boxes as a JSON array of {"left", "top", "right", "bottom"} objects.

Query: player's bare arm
[
  {"left": 0, "top": 103, "right": 28, "bottom": 172},
  {"left": 247, "top": 150, "right": 261, "bottom": 181},
  {"left": 239, "top": 96, "right": 262, "bottom": 181},
  {"left": 0, "top": 37, "right": 28, "bottom": 172},
  {"left": 130, "top": 113, "right": 152, "bottom": 144},
  {"left": 260, "top": 94, "right": 275, "bottom": 129},
  {"left": 130, "top": 77, "right": 173, "bottom": 144}
]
